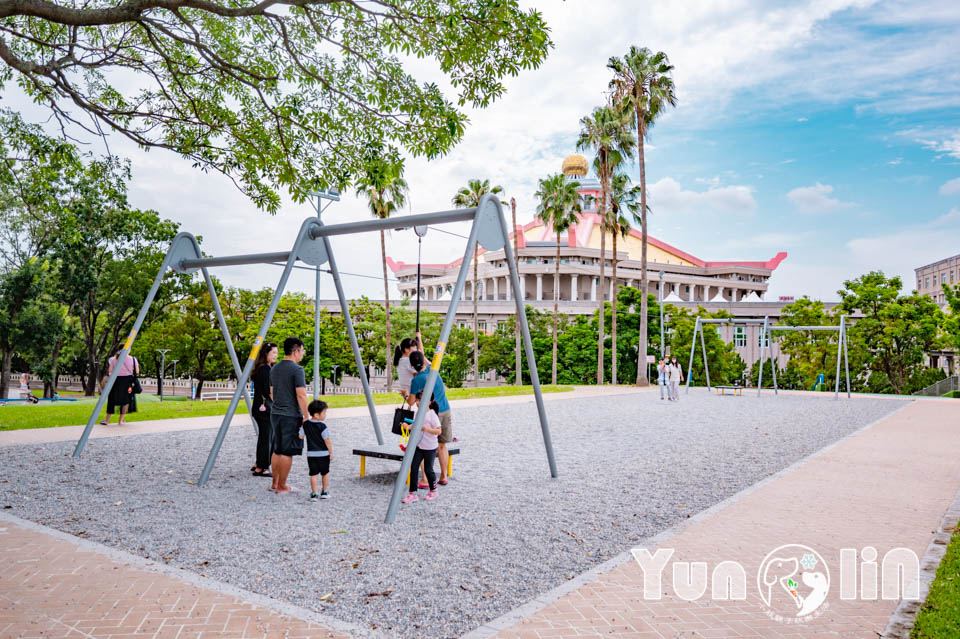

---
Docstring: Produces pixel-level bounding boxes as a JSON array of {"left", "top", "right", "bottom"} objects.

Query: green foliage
[
  {"left": 777, "top": 297, "right": 848, "bottom": 390},
  {"left": 0, "top": 385, "right": 574, "bottom": 430},
  {"left": 943, "top": 283, "right": 960, "bottom": 353},
  {"left": 347, "top": 296, "right": 474, "bottom": 387},
  {"left": 477, "top": 288, "right": 665, "bottom": 385},
  {"left": 2, "top": 1, "right": 552, "bottom": 211},
  {"left": 665, "top": 305, "right": 745, "bottom": 386},
  {"left": 912, "top": 527, "right": 960, "bottom": 638},
  {"left": 451, "top": 179, "right": 505, "bottom": 208},
  {"left": 839, "top": 271, "right": 943, "bottom": 395}
]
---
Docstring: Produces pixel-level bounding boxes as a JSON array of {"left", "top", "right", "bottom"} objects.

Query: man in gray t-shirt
[{"left": 269, "top": 336, "right": 310, "bottom": 493}]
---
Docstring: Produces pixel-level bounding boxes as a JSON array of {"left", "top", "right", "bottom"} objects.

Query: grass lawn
[
  {"left": 912, "top": 526, "right": 960, "bottom": 638},
  {"left": 0, "top": 385, "right": 575, "bottom": 431}
]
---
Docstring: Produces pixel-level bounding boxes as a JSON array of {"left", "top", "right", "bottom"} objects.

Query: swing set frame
[
  {"left": 685, "top": 315, "right": 851, "bottom": 400},
  {"left": 72, "top": 194, "right": 557, "bottom": 524}
]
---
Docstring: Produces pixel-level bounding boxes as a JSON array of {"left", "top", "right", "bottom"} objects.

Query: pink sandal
[{"left": 424, "top": 490, "right": 438, "bottom": 501}]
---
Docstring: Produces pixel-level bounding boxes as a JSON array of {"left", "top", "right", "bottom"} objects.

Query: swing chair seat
[
  {"left": 353, "top": 443, "right": 460, "bottom": 483},
  {"left": 714, "top": 385, "right": 743, "bottom": 396}
]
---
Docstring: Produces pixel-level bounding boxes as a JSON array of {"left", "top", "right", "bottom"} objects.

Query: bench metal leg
[
  {"left": 360, "top": 456, "right": 365, "bottom": 478},
  {"left": 447, "top": 456, "right": 452, "bottom": 478}
]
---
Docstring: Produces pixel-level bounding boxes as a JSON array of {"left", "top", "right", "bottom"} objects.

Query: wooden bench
[
  {"left": 353, "top": 443, "right": 460, "bottom": 483},
  {"left": 714, "top": 385, "right": 744, "bottom": 396}
]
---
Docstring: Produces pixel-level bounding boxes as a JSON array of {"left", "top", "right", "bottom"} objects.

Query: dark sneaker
[
  {"left": 320, "top": 491, "right": 330, "bottom": 500},
  {"left": 310, "top": 493, "right": 319, "bottom": 502}
]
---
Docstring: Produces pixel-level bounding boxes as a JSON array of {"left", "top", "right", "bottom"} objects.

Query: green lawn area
[
  {"left": 0, "top": 385, "right": 574, "bottom": 431},
  {"left": 912, "top": 526, "right": 960, "bottom": 638}
]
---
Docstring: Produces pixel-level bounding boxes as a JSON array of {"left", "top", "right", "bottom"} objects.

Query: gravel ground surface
[{"left": 0, "top": 390, "right": 904, "bottom": 638}]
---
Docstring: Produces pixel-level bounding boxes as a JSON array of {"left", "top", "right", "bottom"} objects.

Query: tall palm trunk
[
  {"left": 597, "top": 166, "right": 607, "bottom": 385},
  {"left": 636, "top": 116, "right": 650, "bottom": 386},
  {"left": 381, "top": 228, "right": 392, "bottom": 392},
  {"left": 512, "top": 198, "right": 521, "bottom": 385},
  {"left": 612, "top": 229, "right": 618, "bottom": 385},
  {"left": 473, "top": 243, "right": 479, "bottom": 387},
  {"left": 552, "top": 235, "right": 560, "bottom": 385}
]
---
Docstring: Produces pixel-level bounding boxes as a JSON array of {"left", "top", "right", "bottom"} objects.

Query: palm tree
[
  {"left": 609, "top": 171, "right": 643, "bottom": 384},
  {"left": 577, "top": 105, "right": 635, "bottom": 384},
  {"left": 608, "top": 46, "right": 677, "bottom": 387},
  {"left": 356, "top": 157, "right": 408, "bottom": 393},
  {"left": 452, "top": 178, "right": 505, "bottom": 387},
  {"left": 535, "top": 173, "right": 582, "bottom": 385}
]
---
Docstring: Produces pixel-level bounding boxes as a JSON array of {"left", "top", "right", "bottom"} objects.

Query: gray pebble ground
[{"left": 0, "top": 389, "right": 903, "bottom": 638}]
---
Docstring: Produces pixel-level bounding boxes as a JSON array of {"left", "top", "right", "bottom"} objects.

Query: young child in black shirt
[{"left": 300, "top": 400, "right": 332, "bottom": 501}]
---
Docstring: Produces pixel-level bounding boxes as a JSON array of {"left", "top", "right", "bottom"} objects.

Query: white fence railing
[{"left": 913, "top": 376, "right": 959, "bottom": 397}]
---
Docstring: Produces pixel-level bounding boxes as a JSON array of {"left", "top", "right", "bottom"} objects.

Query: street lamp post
[
  {"left": 309, "top": 189, "right": 340, "bottom": 400},
  {"left": 156, "top": 349, "right": 170, "bottom": 400}
]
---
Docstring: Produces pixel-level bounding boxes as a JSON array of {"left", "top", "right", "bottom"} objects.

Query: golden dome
[{"left": 561, "top": 154, "right": 588, "bottom": 176}]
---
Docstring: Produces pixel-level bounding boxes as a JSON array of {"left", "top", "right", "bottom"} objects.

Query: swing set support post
[{"left": 74, "top": 195, "right": 556, "bottom": 525}]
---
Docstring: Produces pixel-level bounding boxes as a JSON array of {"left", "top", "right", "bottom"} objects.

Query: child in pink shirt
[{"left": 401, "top": 392, "right": 442, "bottom": 503}]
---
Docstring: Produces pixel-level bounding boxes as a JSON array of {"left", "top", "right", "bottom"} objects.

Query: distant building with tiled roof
[{"left": 388, "top": 155, "right": 787, "bottom": 307}]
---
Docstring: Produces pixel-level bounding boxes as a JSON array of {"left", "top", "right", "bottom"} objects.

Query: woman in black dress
[{"left": 251, "top": 341, "right": 278, "bottom": 476}]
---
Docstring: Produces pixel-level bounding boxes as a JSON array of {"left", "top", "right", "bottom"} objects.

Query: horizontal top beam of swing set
[
  {"left": 178, "top": 208, "right": 479, "bottom": 270},
  {"left": 309, "top": 208, "right": 477, "bottom": 238},
  {"left": 768, "top": 325, "right": 842, "bottom": 331}
]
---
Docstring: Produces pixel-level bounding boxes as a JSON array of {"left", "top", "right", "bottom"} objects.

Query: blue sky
[{"left": 10, "top": 0, "right": 960, "bottom": 301}]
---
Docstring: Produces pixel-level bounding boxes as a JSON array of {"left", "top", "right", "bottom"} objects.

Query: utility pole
[
  {"left": 156, "top": 349, "right": 170, "bottom": 400},
  {"left": 309, "top": 189, "right": 340, "bottom": 400},
  {"left": 659, "top": 270, "right": 665, "bottom": 357}
]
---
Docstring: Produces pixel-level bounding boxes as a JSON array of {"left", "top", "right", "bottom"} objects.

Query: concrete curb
[
  {"left": 882, "top": 483, "right": 960, "bottom": 638},
  {"left": 462, "top": 397, "right": 915, "bottom": 638},
  {"left": 0, "top": 511, "right": 388, "bottom": 639}
]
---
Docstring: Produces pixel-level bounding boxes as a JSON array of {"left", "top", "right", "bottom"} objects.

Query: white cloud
[
  {"left": 887, "top": 157, "right": 903, "bottom": 166},
  {"left": 918, "top": 131, "right": 960, "bottom": 159},
  {"left": 846, "top": 208, "right": 960, "bottom": 288},
  {"left": 940, "top": 177, "right": 960, "bottom": 195},
  {"left": 6, "top": 0, "right": 960, "bottom": 302},
  {"left": 764, "top": 208, "right": 960, "bottom": 300},
  {"left": 786, "top": 183, "right": 855, "bottom": 214},
  {"left": 648, "top": 177, "right": 757, "bottom": 216}
]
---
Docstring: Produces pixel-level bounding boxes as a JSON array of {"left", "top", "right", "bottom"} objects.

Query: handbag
[
  {"left": 392, "top": 403, "right": 414, "bottom": 436},
  {"left": 131, "top": 357, "right": 143, "bottom": 394}
]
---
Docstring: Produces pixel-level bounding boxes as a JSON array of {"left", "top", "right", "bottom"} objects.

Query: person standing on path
[
  {"left": 101, "top": 354, "right": 139, "bottom": 425},
  {"left": 251, "top": 341, "right": 278, "bottom": 477},
  {"left": 657, "top": 358, "right": 668, "bottom": 400},
  {"left": 668, "top": 356, "right": 683, "bottom": 402},
  {"left": 269, "top": 337, "right": 310, "bottom": 494}
]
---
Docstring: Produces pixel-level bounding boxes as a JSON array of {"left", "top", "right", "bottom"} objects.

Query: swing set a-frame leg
[{"left": 383, "top": 194, "right": 556, "bottom": 524}]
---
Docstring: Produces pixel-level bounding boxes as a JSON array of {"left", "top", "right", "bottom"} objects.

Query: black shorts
[
  {"left": 307, "top": 456, "right": 330, "bottom": 476},
  {"left": 272, "top": 414, "right": 303, "bottom": 457}
]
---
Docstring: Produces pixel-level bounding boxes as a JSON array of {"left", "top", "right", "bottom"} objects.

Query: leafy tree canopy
[{"left": 0, "top": 0, "right": 551, "bottom": 211}]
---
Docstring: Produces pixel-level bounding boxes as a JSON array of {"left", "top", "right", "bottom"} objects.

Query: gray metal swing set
[
  {"left": 685, "top": 315, "right": 851, "bottom": 400},
  {"left": 71, "top": 194, "right": 557, "bottom": 524}
]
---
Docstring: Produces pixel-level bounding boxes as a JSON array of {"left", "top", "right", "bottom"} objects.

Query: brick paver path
[
  {"left": 487, "top": 399, "right": 960, "bottom": 638},
  {"left": 3, "top": 396, "right": 957, "bottom": 639},
  {"left": 0, "top": 519, "right": 352, "bottom": 639}
]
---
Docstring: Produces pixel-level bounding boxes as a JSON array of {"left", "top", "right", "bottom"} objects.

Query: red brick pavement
[
  {"left": 490, "top": 399, "right": 960, "bottom": 639},
  {"left": 0, "top": 519, "right": 352, "bottom": 639}
]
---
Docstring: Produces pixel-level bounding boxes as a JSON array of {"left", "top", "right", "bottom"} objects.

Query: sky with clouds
[{"left": 11, "top": 0, "right": 960, "bottom": 302}]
